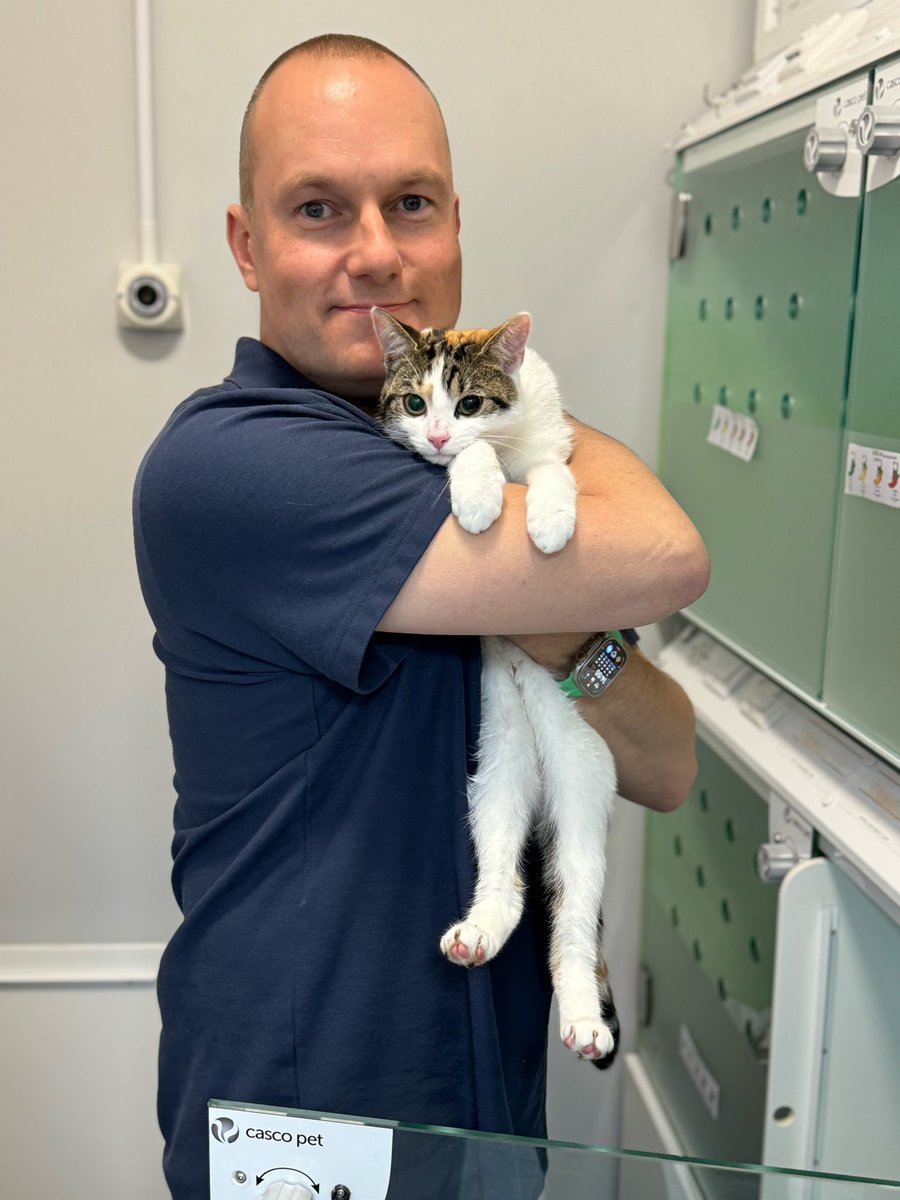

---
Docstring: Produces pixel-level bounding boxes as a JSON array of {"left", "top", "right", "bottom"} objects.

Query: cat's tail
[{"left": 591, "top": 914, "right": 621, "bottom": 1072}]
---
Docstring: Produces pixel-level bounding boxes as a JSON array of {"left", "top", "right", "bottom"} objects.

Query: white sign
[{"left": 209, "top": 1104, "right": 393, "bottom": 1200}]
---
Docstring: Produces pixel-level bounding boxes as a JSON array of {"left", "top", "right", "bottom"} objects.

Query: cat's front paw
[
  {"left": 452, "top": 490, "right": 504, "bottom": 535},
  {"left": 561, "top": 1017, "right": 617, "bottom": 1063},
  {"left": 526, "top": 499, "right": 576, "bottom": 554}
]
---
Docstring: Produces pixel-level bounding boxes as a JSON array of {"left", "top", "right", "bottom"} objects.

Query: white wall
[{"left": 1, "top": 2, "right": 753, "bottom": 1196}]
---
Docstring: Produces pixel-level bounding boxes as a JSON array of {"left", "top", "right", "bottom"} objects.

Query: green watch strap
[
  {"left": 558, "top": 673, "right": 585, "bottom": 698},
  {"left": 558, "top": 631, "right": 624, "bottom": 696}
]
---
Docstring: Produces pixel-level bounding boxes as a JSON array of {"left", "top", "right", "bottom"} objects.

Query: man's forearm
[
  {"left": 509, "top": 632, "right": 697, "bottom": 812},
  {"left": 574, "top": 645, "right": 697, "bottom": 811}
]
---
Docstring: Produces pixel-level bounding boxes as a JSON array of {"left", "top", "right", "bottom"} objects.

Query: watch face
[{"left": 575, "top": 637, "right": 627, "bottom": 696}]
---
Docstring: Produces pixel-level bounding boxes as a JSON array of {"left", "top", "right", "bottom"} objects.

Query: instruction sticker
[
  {"left": 707, "top": 405, "right": 759, "bottom": 462},
  {"left": 844, "top": 442, "right": 900, "bottom": 510}
]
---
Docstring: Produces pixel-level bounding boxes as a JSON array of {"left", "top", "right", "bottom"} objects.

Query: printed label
[
  {"left": 707, "top": 404, "right": 759, "bottom": 462},
  {"left": 844, "top": 442, "right": 900, "bottom": 510}
]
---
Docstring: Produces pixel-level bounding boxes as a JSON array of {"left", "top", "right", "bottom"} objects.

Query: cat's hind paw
[
  {"left": 561, "top": 1017, "right": 617, "bottom": 1063},
  {"left": 440, "top": 921, "right": 500, "bottom": 966}
]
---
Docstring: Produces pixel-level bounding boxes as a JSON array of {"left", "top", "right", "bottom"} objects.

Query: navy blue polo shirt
[{"left": 133, "top": 338, "right": 554, "bottom": 1199}]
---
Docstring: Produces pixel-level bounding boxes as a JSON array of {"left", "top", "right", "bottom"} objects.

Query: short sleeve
[{"left": 136, "top": 391, "right": 451, "bottom": 692}]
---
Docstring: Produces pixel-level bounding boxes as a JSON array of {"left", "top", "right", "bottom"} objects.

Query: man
[{"left": 134, "top": 34, "right": 708, "bottom": 1199}]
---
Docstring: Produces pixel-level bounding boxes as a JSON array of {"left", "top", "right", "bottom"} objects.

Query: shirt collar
[
  {"left": 225, "top": 337, "right": 382, "bottom": 424},
  {"left": 226, "top": 337, "right": 315, "bottom": 391}
]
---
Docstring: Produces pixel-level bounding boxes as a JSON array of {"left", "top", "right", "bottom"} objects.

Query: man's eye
[
  {"left": 298, "top": 201, "right": 333, "bottom": 219},
  {"left": 398, "top": 195, "right": 429, "bottom": 213},
  {"left": 458, "top": 396, "right": 483, "bottom": 416},
  {"left": 404, "top": 394, "right": 427, "bottom": 415}
]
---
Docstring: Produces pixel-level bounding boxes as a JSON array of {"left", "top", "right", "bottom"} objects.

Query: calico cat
[{"left": 371, "top": 307, "right": 620, "bottom": 1067}]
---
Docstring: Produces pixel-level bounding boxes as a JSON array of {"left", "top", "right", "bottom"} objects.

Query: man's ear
[{"left": 226, "top": 204, "right": 259, "bottom": 293}]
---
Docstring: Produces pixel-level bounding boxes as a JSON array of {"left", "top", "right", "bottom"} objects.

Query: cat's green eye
[
  {"left": 458, "top": 395, "right": 483, "bottom": 416},
  {"left": 404, "top": 394, "right": 426, "bottom": 415}
]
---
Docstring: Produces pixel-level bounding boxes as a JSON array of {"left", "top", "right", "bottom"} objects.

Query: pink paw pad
[{"left": 449, "top": 930, "right": 485, "bottom": 965}]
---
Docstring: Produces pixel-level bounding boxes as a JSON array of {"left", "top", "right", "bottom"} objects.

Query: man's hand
[{"left": 507, "top": 632, "right": 697, "bottom": 813}]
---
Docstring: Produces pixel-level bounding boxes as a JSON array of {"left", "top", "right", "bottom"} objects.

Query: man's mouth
[{"left": 335, "top": 301, "right": 412, "bottom": 315}]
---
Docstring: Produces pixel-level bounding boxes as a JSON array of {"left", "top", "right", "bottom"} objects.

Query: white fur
[{"left": 430, "top": 348, "right": 619, "bottom": 1064}]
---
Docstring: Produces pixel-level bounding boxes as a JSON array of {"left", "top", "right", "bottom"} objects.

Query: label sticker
[
  {"left": 844, "top": 442, "right": 900, "bottom": 509},
  {"left": 707, "top": 404, "right": 759, "bottom": 462}
]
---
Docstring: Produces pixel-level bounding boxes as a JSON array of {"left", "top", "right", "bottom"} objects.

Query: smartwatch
[{"left": 558, "top": 631, "right": 628, "bottom": 698}]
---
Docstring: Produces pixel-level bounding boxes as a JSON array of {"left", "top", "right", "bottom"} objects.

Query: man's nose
[
  {"left": 428, "top": 429, "right": 450, "bottom": 450},
  {"left": 347, "top": 208, "right": 403, "bottom": 281}
]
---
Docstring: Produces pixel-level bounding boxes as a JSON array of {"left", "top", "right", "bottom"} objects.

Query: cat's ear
[
  {"left": 483, "top": 312, "right": 531, "bottom": 374},
  {"left": 370, "top": 307, "right": 419, "bottom": 363}
]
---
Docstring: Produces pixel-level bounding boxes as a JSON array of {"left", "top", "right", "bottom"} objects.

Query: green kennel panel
[
  {"left": 824, "top": 168, "right": 900, "bottom": 760},
  {"left": 638, "top": 739, "right": 780, "bottom": 1195},
  {"left": 659, "top": 105, "right": 863, "bottom": 696}
]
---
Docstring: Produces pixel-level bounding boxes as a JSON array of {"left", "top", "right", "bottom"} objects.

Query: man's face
[{"left": 227, "top": 56, "right": 462, "bottom": 400}]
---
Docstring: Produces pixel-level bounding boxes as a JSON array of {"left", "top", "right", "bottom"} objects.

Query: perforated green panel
[
  {"left": 659, "top": 115, "right": 863, "bottom": 696},
  {"left": 638, "top": 740, "right": 779, "bottom": 1187},
  {"left": 824, "top": 168, "right": 900, "bottom": 758}
]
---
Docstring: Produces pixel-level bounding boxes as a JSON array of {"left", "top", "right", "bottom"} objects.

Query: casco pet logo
[{"left": 211, "top": 1117, "right": 240, "bottom": 1144}]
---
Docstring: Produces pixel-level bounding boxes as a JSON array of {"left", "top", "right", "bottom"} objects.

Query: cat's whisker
[{"left": 483, "top": 434, "right": 531, "bottom": 450}]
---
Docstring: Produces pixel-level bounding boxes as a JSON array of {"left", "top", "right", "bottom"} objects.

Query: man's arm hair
[{"left": 377, "top": 418, "right": 710, "bottom": 636}]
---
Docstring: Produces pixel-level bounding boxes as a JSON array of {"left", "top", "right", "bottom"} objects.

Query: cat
[{"left": 371, "top": 307, "right": 620, "bottom": 1068}]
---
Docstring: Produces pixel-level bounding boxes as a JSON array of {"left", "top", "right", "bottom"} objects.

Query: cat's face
[{"left": 372, "top": 310, "right": 530, "bottom": 466}]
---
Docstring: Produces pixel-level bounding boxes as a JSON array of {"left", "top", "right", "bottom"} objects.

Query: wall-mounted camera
[{"left": 116, "top": 261, "right": 183, "bottom": 331}]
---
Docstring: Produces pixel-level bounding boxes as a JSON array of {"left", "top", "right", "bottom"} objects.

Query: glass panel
[{"left": 209, "top": 1100, "right": 900, "bottom": 1200}]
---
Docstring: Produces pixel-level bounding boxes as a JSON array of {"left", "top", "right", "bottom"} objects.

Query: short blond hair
[{"left": 239, "top": 33, "right": 446, "bottom": 214}]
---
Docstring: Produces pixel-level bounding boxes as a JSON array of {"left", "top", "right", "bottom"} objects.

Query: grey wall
[{"left": 2, "top": 2, "right": 753, "bottom": 1195}]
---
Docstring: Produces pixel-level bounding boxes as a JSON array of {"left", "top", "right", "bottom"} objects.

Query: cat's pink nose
[{"left": 428, "top": 431, "right": 450, "bottom": 450}]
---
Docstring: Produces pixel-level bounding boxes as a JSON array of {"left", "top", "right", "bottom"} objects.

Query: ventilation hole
[
  {"left": 774, "top": 1106, "right": 795, "bottom": 1126},
  {"left": 705, "top": 214, "right": 713, "bottom": 235},
  {"left": 749, "top": 936, "right": 761, "bottom": 963},
  {"left": 762, "top": 197, "right": 772, "bottom": 223},
  {"left": 797, "top": 189, "right": 808, "bottom": 215},
  {"left": 692, "top": 939, "right": 702, "bottom": 961},
  {"left": 673, "top": 835, "right": 683, "bottom": 856},
  {"left": 693, "top": 382, "right": 703, "bottom": 404},
  {"left": 717, "top": 977, "right": 728, "bottom": 1000},
  {"left": 719, "top": 385, "right": 730, "bottom": 406},
  {"left": 789, "top": 293, "right": 801, "bottom": 319},
  {"left": 781, "top": 393, "right": 794, "bottom": 419},
  {"left": 721, "top": 898, "right": 731, "bottom": 922},
  {"left": 699, "top": 298, "right": 708, "bottom": 320},
  {"left": 699, "top": 789, "right": 709, "bottom": 812},
  {"left": 670, "top": 905, "right": 680, "bottom": 928},
  {"left": 696, "top": 865, "right": 706, "bottom": 888},
  {"left": 725, "top": 297, "right": 735, "bottom": 320},
  {"left": 746, "top": 391, "right": 758, "bottom": 416},
  {"left": 731, "top": 205, "right": 741, "bottom": 230},
  {"left": 755, "top": 295, "right": 766, "bottom": 320}
]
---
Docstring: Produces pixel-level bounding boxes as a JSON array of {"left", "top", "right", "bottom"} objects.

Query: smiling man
[
  {"left": 134, "top": 34, "right": 708, "bottom": 1200},
  {"left": 227, "top": 43, "right": 462, "bottom": 399}
]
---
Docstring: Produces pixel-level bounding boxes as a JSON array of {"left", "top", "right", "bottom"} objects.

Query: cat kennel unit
[{"left": 621, "top": 5, "right": 900, "bottom": 1199}]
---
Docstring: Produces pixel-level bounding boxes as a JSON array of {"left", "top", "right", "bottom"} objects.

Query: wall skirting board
[{"left": 0, "top": 942, "right": 164, "bottom": 985}]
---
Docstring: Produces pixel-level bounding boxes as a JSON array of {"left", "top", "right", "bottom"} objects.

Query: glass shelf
[{"left": 209, "top": 1099, "right": 900, "bottom": 1200}]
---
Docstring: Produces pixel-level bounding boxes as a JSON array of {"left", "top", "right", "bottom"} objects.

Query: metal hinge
[{"left": 669, "top": 190, "right": 691, "bottom": 262}]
